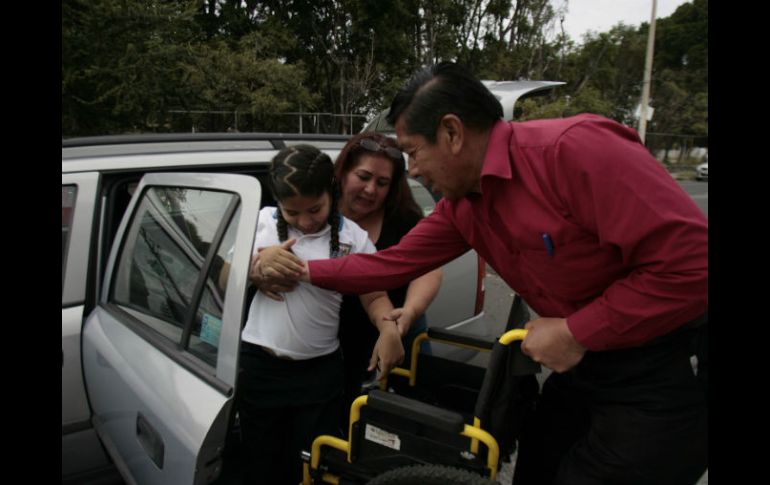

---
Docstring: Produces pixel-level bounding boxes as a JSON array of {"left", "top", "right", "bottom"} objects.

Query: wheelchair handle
[{"left": 499, "top": 328, "right": 528, "bottom": 345}]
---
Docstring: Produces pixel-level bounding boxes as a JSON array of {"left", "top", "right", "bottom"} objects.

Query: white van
[{"left": 61, "top": 133, "right": 486, "bottom": 484}]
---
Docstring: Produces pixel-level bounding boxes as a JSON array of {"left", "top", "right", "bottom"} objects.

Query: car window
[
  {"left": 62, "top": 185, "right": 77, "bottom": 293},
  {"left": 111, "top": 186, "right": 239, "bottom": 367},
  {"left": 188, "top": 207, "right": 240, "bottom": 365}
]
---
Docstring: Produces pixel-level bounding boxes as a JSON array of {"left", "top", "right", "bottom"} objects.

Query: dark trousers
[
  {"left": 237, "top": 343, "right": 344, "bottom": 485},
  {"left": 513, "top": 326, "right": 708, "bottom": 485}
]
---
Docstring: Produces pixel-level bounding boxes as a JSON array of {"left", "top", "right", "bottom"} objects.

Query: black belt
[
  {"left": 258, "top": 345, "right": 296, "bottom": 360},
  {"left": 684, "top": 311, "right": 708, "bottom": 329},
  {"left": 242, "top": 341, "right": 296, "bottom": 360}
]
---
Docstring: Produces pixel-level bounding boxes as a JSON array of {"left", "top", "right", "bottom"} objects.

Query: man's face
[{"left": 395, "top": 116, "right": 474, "bottom": 201}]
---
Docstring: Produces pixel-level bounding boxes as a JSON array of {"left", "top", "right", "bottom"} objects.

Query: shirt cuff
[{"left": 566, "top": 303, "right": 614, "bottom": 351}]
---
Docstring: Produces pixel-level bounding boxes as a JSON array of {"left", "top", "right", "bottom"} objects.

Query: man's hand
[
  {"left": 258, "top": 239, "right": 304, "bottom": 278},
  {"left": 249, "top": 240, "right": 304, "bottom": 301},
  {"left": 521, "top": 317, "right": 586, "bottom": 373}
]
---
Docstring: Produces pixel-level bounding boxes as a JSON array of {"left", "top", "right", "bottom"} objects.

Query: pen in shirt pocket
[{"left": 542, "top": 233, "right": 555, "bottom": 258}]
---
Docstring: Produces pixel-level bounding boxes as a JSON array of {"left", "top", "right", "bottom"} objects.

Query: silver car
[{"left": 62, "top": 134, "right": 486, "bottom": 484}]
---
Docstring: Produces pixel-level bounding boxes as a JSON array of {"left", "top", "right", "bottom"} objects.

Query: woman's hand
[{"left": 383, "top": 307, "right": 417, "bottom": 338}]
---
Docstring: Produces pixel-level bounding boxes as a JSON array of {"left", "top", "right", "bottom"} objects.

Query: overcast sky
[{"left": 560, "top": 0, "right": 692, "bottom": 43}]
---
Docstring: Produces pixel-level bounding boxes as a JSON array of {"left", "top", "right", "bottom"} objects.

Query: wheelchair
[{"left": 301, "top": 295, "right": 541, "bottom": 485}]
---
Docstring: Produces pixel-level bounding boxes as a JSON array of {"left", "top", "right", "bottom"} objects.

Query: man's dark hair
[{"left": 386, "top": 62, "right": 503, "bottom": 143}]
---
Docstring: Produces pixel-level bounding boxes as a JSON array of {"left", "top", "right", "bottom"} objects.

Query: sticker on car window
[{"left": 200, "top": 313, "right": 223, "bottom": 347}]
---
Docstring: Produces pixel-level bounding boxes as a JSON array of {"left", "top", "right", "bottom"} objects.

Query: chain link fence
[{"left": 167, "top": 110, "right": 368, "bottom": 135}]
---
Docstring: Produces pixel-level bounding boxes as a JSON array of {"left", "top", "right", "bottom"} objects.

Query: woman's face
[{"left": 339, "top": 153, "right": 395, "bottom": 220}]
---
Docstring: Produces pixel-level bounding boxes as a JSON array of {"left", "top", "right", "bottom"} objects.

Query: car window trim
[
  {"left": 181, "top": 194, "right": 240, "bottom": 349},
  {"left": 62, "top": 172, "right": 101, "bottom": 307}
]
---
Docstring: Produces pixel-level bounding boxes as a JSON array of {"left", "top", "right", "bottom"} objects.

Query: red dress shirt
[{"left": 309, "top": 115, "right": 708, "bottom": 351}]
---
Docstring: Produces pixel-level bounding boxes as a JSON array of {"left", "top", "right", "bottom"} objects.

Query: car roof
[{"left": 62, "top": 133, "right": 351, "bottom": 174}]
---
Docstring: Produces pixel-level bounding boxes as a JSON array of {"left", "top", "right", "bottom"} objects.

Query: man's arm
[
  {"left": 554, "top": 117, "right": 708, "bottom": 351},
  {"left": 307, "top": 206, "right": 470, "bottom": 294}
]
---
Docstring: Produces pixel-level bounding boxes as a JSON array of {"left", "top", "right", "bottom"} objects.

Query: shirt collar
[
  {"left": 480, "top": 120, "right": 513, "bottom": 181},
  {"left": 270, "top": 208, "right": 345, "bottom": 236}
]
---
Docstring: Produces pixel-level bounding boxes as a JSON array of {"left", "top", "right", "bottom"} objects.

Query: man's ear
[{"left": 439, "top": 114, "right": 464, "bottom": 155}]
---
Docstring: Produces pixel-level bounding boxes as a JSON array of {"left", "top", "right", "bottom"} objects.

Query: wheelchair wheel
[{"left": 366, "top": 464, "right": 494, "bottom": 485}]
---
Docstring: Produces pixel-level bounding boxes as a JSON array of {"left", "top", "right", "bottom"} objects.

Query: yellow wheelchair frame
[{"left": 302, "top": 328, "right": 528, "bottom": 485}]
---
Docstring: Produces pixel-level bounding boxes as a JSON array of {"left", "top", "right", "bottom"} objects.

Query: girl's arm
[{"left": 359, "top": 291, "right": 404, "bottom": 378}]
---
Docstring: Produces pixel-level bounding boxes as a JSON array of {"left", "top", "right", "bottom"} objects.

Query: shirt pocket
[{"left": 519, "top": 236, "right": 624, "bottom": 303}]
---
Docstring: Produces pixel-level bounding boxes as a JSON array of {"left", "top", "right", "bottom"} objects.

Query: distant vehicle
[
  {"left": 62, "top": 133, "right": 486, "bottom": 484},
  {"left": 361, "top": 80, "right": 565, "bottom": 133},
  {"left": 480, "top": 80, "right": 566, "bottom": 121},
  {"left": 696, "top": 162, "right": 708, "bottom": 181}
]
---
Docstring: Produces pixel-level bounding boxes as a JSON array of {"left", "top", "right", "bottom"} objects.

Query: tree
[
  {"left": 644, "top": 0, "right": 708, "bottom": 158},
  {"left": 63, "top": 0, "right": 201, "bottom": 135},
  {"left": 62, "top": 0, "right": 316, "bottom": 135},
  {"left": 62, "top": 0, "right": 706, "bottom": 139},
  {"left": 181, "top": 34, "right": 318, "bottom": 132}
]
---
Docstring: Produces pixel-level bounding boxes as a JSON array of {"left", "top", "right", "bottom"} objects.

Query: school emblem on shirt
[{"left": 333, "top": 243, "right": 353, "bottom": 258}]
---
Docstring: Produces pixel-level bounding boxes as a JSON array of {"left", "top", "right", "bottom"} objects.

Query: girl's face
[
  {"left": 279, "top": 192, "right": 331, "bottom": 235},
  {"left": 339, "top": 153, "right": 395, "bottom": 220}
]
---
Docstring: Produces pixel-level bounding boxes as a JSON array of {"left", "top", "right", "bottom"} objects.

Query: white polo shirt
[{"left": 241, "top": 207, "right": 376, "bottom": 359}]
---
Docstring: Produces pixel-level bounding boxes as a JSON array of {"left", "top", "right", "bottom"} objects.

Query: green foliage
[
  {"left": 648, "top": 0, "right": 708, "bottom": 130},
  {"left": 62, "top": 0, "right": 201, "bottom": 134},
  {"left": 62, "top": 0, "right": 315, "bottom": 135},
  {"left": 553, "top": 24, "right": 647, "bottom": 123},
  {"left": 62, "top": 0, "right": 707, "bottom": 140},
  {"left": 519, "top": 86, "right": 614, "bottom": 120},
  {"left": 182, "top": 37, "right": 317, "bottom": 122}
]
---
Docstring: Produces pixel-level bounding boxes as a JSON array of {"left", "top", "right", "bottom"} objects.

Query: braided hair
[{"left": 269, "top": 144, "right": 341, "bottom": 257}]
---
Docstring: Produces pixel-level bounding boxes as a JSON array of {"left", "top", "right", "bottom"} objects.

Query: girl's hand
[{"left": 368, "top": 323, "right": 404, "bottom": 378}]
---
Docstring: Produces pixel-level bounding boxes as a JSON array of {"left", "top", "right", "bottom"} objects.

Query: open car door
[{"left": 82, "top": 173, "right": 260, "bottom": 485}]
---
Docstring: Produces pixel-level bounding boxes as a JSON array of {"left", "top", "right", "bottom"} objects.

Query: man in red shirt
[{"left": 263, "top": 62, "right": 708, "bottom": 484}]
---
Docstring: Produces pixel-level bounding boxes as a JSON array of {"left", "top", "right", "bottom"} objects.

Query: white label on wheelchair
[{"left": 364, "top": 424, "right": 401, "bottom": 451}]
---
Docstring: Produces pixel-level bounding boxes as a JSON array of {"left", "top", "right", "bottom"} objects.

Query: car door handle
[{"left": 136, "top": 412, "right": 165, "bottom": 469}]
